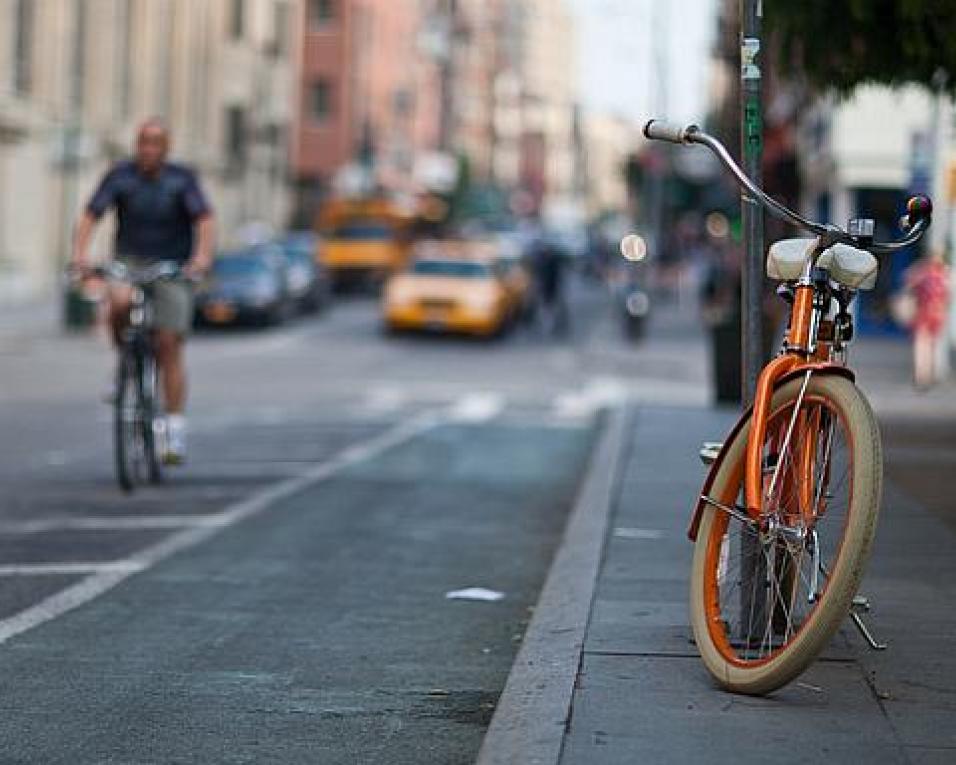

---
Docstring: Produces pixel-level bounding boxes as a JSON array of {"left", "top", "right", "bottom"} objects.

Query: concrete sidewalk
[
  {"left": 481, "top": 398, "right": 956, "bottom": 764},
  {"left": 0, "top": 291, "right": 62, "bottom": 339}
]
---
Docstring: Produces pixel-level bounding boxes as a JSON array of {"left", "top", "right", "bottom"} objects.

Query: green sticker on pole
[{"left": 744, "top": 97, "right": 762, "bottom": 157}]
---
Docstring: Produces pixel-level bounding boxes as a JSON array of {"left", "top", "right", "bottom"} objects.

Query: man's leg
[
  {"left": 155, "top": 329, "right": 188, "bottom": 463},
  {"left": 107, "top": 284, "right": 133, "bottom": 346},
  {"left": 155, "top": 329, "right": 186, "bottom": 414},
  {"left": 914, "top": 329, "right": 933, "bottom": 388},
  {"left": 153, "top": 278, "right": 193, "bottom": 463}
]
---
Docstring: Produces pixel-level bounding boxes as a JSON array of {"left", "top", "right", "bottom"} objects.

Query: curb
[{"left": 476, "top": 404, "right": 632, "bottom": 765}]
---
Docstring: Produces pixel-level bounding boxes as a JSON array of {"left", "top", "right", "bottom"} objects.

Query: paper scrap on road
[
  {"left": 445, "top": 587, "right": 505, "bottom": 602},
  {"left": 613, "top": 527, "right": 663, "bottom": 540}
]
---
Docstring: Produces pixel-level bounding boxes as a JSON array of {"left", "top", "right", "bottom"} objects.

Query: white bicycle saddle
[{"left": 767, "top": 238, "right": 878, "bottom": 290}]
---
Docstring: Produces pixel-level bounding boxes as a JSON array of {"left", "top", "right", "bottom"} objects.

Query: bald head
[{"left": 135, "top": 117, "right": 170, "bottom": 175}]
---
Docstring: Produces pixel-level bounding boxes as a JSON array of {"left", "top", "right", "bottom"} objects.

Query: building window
[
  {"left": 71, "top": 0, "right": 88, "bottom": 111},
  {"left": 225, "top": 105, "right": 247, "bottom": 171},
  {"left": 308, "top": 0, "right": 334, "bottom": 25},
  {"left": 156, "top": 2, "right": 173, "bottom": 117},
  {"left": 115, "top": 0, "right": 134, "bottom": 119},
  {"left": 13, "top": 0, "right": 34, "bottom": 96},
  {"left": 310, "top": 81, "right": 332, "bottom": 121},
  {"left": 230, "top": 0, "right": 244, "bottom": 40},
  {"left": 270, "top": 1, "right": 290, "bottom": 57}
]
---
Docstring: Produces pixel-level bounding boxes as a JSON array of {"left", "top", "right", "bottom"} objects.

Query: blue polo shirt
[{"left": 86, "top": 161, "right": 212, "bottom": 263}]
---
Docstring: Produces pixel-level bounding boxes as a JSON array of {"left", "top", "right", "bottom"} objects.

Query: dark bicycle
[{"left": 92, "top": 261, "right": 182, "bottom": 492}]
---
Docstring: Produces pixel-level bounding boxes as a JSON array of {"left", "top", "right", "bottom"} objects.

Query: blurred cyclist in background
[
  {"left": 71, "top": 117, "right": 215, "bottom": 464},
  {"left": 529, "top": 231, "right": 569, "bottom": 337}
]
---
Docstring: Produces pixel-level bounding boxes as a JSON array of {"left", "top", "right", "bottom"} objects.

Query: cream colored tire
[{"left": 689, "top": 375, "right": 882, "bottom": 695}]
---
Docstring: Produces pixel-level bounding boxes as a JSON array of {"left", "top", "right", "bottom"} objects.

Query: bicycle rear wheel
[{"left": 690, "top": 375, "right": 882, "bottom": 695}]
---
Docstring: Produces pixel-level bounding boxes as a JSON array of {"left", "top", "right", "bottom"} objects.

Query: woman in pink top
[{"left": 905, "top": 250, "right": 950, "bottom": 388}]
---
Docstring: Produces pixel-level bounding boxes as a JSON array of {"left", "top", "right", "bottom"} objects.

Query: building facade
[
  {"left": 290, "top": 0, "right": 580, "bottom": 222},
  {"left": 291, "top": 0, "right": 441, "bottom": 219},
  {"left": 0, "top": 0, "right": 299, "bottom": 305}
]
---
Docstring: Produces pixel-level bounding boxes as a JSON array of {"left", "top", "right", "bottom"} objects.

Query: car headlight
[
  {"left": 386, "top": 283, "right": 415, "bottom": 306},
  {"left": 249, "top": 285, "right": 277, "bottom": 306},
  {"left": 464, "top": 292, "right": 499, "bottom": 312}
]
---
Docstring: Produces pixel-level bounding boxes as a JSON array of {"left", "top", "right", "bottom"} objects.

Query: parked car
[
  {"left": 276, "top": 232, "right": 331, "bottom": 314},
  {"left": 194, "top": 245, "right": 291, "bottom": 327},
  {"left": 383, "top": 242, "right": 516, "bottom": 338}
]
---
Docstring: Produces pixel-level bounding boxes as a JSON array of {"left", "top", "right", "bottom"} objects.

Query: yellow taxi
[{"left": 383, "top": 242, "right": 516, "bottom": 337}]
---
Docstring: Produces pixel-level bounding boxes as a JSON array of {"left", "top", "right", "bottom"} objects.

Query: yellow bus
[{"left": 316, "top": 198, "right": 414, "bottom": 289}]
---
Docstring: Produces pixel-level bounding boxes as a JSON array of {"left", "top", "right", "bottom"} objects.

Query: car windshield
[
  {"left": 280, "top": 240, "right": 313, "bottom": 259},
  {"left": 282, "top": 248, "right": 312, "bottom": 266},
  {"left": 213, "top": 256, "right": 269, "bottom": 277},
  {"left": 411, "top": 260, "right": 491, "bottom": 278},
  {"left": 331, "top": 222, "right": 393, "bottom": 240}
]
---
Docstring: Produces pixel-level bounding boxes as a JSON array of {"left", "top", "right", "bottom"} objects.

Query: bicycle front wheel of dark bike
[{"left": 114, "top": 351, "right": 151, "bottom": 493}]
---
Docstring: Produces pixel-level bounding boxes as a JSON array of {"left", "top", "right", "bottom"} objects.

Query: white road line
[
  {"left": 0, "top": 516, "right": 226, "bottom": 534},
  {"left": 359, "top": 385, "right": 406, "bottom": 416},
  {"left": 0, "top": 562, "right": 145, "bottom": 576},
  {"left": 553, "top": 377, "right": 629, "bottom": 420},
  {"left": 0, "top": 412, "right": 439, "bottom": 645},
  {"left": 447, "top": 392, "right": 505, "bottom": 423}
]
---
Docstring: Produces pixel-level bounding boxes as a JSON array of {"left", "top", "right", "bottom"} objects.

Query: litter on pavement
[{"left": 445, "top": 587, "right": 505, "bottom": 602}]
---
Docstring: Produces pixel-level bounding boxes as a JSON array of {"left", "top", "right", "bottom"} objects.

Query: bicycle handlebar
[
  {"left": 71, "top": 260, "right": 186, "bottom": 286},
  {"left": 643, "top": 119, "right": 931, "bottom": 254}
]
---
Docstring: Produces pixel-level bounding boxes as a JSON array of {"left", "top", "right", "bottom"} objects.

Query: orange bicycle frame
[{"left": 688, "top": 283, "right": 854, "bottom": 540}]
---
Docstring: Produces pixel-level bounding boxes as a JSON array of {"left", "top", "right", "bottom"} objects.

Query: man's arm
[
  {"left": 182, "top": 169, "right": 214, "bottom": 277},
  {"left": 72, "top": 211, "right": 98, "bottom": 271},
  {"left": 186, "top": 214, "right": 215, "bottom": 277},
  {"left": 73, "top": 165, "right": 120, "bottom": 270}
]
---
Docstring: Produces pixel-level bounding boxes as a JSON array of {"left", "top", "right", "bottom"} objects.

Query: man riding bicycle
[{"left": 72, "top": 117, "right": 215, "bottom": 464}]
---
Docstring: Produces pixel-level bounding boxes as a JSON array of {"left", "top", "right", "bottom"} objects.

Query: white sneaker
[{"left": 165, "top": 414, "right": 187, "bottom": 465}]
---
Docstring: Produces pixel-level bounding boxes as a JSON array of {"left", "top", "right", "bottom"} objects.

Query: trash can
[
  {"left": 62, "top": 284, "right": 97, "bottom": 330},
  {"left": 711, "top": 320, "right": 742, "bottom": 404},
  {"left": 711, "top": 316, "right": 779, "bottom": 405}
]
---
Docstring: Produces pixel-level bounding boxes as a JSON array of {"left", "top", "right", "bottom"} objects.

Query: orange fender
[{"left": 687, "top": 362, "right": 855, "bottom": 541}]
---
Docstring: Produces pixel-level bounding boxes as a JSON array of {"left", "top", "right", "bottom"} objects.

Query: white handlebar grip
[{"left": 643, "top": 119, "right": 697, "bottom": 144}]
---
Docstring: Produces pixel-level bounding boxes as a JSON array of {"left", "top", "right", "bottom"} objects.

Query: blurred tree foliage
[{"left": 766, "top": 0, "right": 956, "bottom": 93}]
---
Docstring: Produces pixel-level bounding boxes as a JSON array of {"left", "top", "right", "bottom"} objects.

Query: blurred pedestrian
[{"left": 904, "top": 250, "right": 950, "bottom": 389}]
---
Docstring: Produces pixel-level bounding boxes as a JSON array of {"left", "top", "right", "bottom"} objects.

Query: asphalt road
[{"left": 0, "top": 278, "right": 700, "bottom": 763}]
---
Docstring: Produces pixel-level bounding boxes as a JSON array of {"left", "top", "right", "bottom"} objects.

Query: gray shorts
[{"left": 119, "top": 259, "right": 194, "bottom": 336}]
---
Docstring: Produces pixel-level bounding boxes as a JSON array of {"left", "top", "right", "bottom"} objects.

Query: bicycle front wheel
[
  {"left": 690, "top": 375, "right": 882, "bottom": 695},
  {"left": 114, "top": 352, "right": 144, "bottom": 492},
  {"left": 140, "top": 352, "right": 163, "bottom": 485}
]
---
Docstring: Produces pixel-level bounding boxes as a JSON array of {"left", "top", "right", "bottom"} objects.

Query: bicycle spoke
[{"left": 707, "top": 394, "right": 854, "bottom": 663}]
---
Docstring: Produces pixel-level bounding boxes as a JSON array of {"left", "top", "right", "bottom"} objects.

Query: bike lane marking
[
  {"left": 0, "top": 516, "right": 225, "bottom": 534},
  {"left": 0, "top": 562, "right": 145, "bottom": 576},
  {"left": 0, "top": 410, "right": 441, "bottom": 646}
]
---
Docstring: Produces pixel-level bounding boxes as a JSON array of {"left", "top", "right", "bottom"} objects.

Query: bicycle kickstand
[{"left": 849, "top": 595, "right": 888, "bottom": 651}]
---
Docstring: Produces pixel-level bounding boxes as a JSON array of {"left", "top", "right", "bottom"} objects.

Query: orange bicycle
[{"left": 643, "top": 120, "right": 933, "bottom": 695}]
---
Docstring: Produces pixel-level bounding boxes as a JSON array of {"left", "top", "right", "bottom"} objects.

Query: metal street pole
[
  {"left": 738, "top": 0, "right": 765, "bottom": 642},
  {"left": 740, "top": 0, "right": 764, "bottom": 404},
  {"left": 647, "top": 0, "right": 668, "bottom": 263}
]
